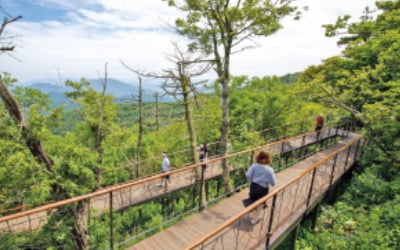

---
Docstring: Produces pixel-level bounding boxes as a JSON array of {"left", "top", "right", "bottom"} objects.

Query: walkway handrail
[
  {"left": 103, "top": 117, "right": 316, "bottom": 174},
  {"left": 186, "top": 135, "right": 363, "bottom": 249},
  {"left": 0, "top": 124, "right": 344, "bottom": 224},
  {"left": 0, "top": 117, "right": 316, "bottom": 215}
]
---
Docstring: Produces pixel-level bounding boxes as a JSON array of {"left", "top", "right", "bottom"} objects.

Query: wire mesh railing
[
  {"left": 186, "top": 135, "right": 364, "bottom": 250},
  {"left": 101, "top": 116, "right": 338, "bottom": 184},
  {"left": 0, "top": 122, "right": 352, "bottom": 249},
  {"left": 0, "top": 118, "right": 313, "bottom": 216},
  {"left": 1, "top": 116, "right": 340, "bottom": 216}
]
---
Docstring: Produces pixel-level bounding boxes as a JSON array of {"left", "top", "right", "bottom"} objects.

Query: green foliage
[
  {"left": 165, "top": 0, "right": 299, "bottom": 54},
  {"left": 295, "top": 137, "right": 400, "bottom": 249},
  {"left": 230, "top": 76, "right": 293, "bottom": 132},
  {"left": 66, "top": 78, "right": 117, "bottom": 148},
  {"left": 294, "top": 2, "right": 400, "bottom": 248},
  {"left": 299, "top": 0, "right": 400, "bottom": 165}
]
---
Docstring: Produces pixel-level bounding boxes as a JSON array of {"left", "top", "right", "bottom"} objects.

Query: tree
[
  {"left": 164, "top": 0, "right": 301, "bottom": 193},
  {"left": 136, "top": 76, "right": 144, "bottom": 178},
  {"left": 65, "top": 65, "right": 116, "bottom": 188},
  {"left": 0, "top": 15, "right": 21, "bottom": 54},
  {"left": 122, "top": 45, "right": 211, "bottom": 208}
]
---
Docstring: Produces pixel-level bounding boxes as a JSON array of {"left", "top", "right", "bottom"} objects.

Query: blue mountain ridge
[{"left": 24, "top": 78, "right": 173, "bottom": 107}]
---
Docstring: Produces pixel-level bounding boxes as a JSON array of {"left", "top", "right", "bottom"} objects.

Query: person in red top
[{"left": 315, "top": 114, "right": 324, "bottom": 134}]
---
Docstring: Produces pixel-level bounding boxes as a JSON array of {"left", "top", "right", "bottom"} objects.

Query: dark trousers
[{"left": 249, "top": 182, "right": 269, "bottom": 203}]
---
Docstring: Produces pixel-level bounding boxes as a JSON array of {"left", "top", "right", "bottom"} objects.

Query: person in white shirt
[
  {"left": 161, "top": 153, "right": 171, "bottom": 191},
  {"left": 245, "top": 151, "right": 276, "bottom": 224}
]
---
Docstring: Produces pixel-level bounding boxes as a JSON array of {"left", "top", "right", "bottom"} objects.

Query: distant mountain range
[
  {"left": 18, "top": 73, "right": 298, "bottom": 108},
  {"left": 20, "top": 78, "right": 173, "bottom": 108}
]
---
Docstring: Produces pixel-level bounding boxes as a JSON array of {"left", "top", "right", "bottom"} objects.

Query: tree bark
[
  {"left": 136, "top": 77, "right": 143, "bottom": 178},
  {"left": 71, "top": 200, "right": 90, "bottom": 250},
  {"left": 218, "top": 40, "right": 233, "bottom": 195},
  {"left": 0, "top": 76, "right": 54, "bottom": 172},
  {"left": 179, "top": 63, "right": 206, "bottom": 209},
  {"left": 93, "top": 63, "right": 108, "bottom": 188}
]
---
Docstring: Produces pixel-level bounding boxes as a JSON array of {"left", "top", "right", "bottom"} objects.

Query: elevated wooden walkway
[
  {"left": 130, "top": 132, "right": 362, "bottom": 250},
  {"left": 0, "top": 127, "right": 342, "bottom": 234}
]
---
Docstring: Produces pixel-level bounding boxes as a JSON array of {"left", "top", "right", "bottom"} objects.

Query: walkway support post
[
  {"left": 310, "top": 204, "right": 320, "bottom": 229},
  {"left": 289, "top": 224, "right": 300, "bottom": 250},
  {"left": 109, "top": 192, "right": 114, "bottom": 250}
]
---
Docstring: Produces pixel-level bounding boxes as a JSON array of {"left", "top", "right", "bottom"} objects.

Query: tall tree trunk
[
  {"left": 71, "top": 200, "right": 90, "bottom": 250},
  {"left": 155, "top": 92, "right": 160, "bottom": 131},
  {"left": 180, "top": 69, "right": 206, "bottom": 209},
  {"left": 136, "top": 77, "right": 143, "bottom": 178},
  {"left": 94, "top": 63, "right": 108, "bottom": 188},
  {"left": 219, "top": 43, "right": 232, "bottom": 195},
  {"left": 93, "top": 131, "right": 104, "bottom": 188},
  {"left": 0, "top": 76, "right": 54, "bottom": 172}
]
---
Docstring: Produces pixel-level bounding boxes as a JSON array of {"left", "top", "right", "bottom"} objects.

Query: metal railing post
[
  {"left": 199, "top": 165, "right": 206, "bottom": 211},
  {"left": 285, "top": 152, "right": 290, "bottom": 167},
  {"left": 306, "top": 168, "right": 317, "bottom": 208},
  {"left": 284, "top": 125, "right": 287, "bottom": 139},
  {"left": 344, "top": 145, "right": 352, "bottom": 169},
  {"left": 354, "top": 140, "right": 361, "bottom": 160},
  {"left": 300, "top": 135, "right": 306, "bottom": 158},
  {"left": 279, "top": 142, "right": 284, "bottom": 170},
  {"left": 300, "top": 121, "right": 305, "bottom": 134},
  {"left": 335, "top": 124, "right": 339, "bottom": 137},
  {"left": 109, "top": 192, "right": 114, "bottom": 250},
  {"left": 346, "top": 123, "right": 350, "bottom": 137},
  {"left": 265, "top": 194, "right": 277, "bottom": 249},
  {"left": 329, "top": 154, "right": 339, "bottom": 186}
]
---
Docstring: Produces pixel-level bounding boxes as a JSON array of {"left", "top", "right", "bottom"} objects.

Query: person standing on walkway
[
  {"left": 315, "top": 115, "right": 324, "bottom": 132},
  {"left": 199, "top": 143, "right": 208, "bottom": 168},
  {"left": 245, "top": 151, "right": 276, "bottom": 224},
  {"left": 161, "top": 153, "right": 171, "bottom": 191}
]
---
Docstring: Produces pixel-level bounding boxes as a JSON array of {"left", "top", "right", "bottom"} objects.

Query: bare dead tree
[
  {"left": 120, "top": 63, "right": 146, "bottom": 178},
  {"left": 122, "top": 44, "right": 211, "bottom": 209},
  {"left": 0, "top": 15, "right": 21, "bottom": 54},
  {"left": 92, "top": 62, "right": 109, "bottom": 188},
  {"left": 154, "top": 92, "right": 160, "bottom": 131}
]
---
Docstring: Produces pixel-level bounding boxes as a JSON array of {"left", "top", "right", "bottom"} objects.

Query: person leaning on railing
[{"left": 245, "top": 151, "right": 276, "bottom": 225}]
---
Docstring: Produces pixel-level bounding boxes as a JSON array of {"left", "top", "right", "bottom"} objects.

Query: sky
[{"left": 0, "top": 0, "right": 377, "bottom": 84}]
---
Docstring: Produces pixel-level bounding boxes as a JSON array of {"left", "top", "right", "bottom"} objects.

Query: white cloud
[{"left": 0, "top": 0, "right": 377, "bottom": 83}]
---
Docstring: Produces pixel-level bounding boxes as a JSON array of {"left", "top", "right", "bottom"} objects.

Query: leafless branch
[{"left": 0, "top": 15, "right": 21, "bottom": 53}]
